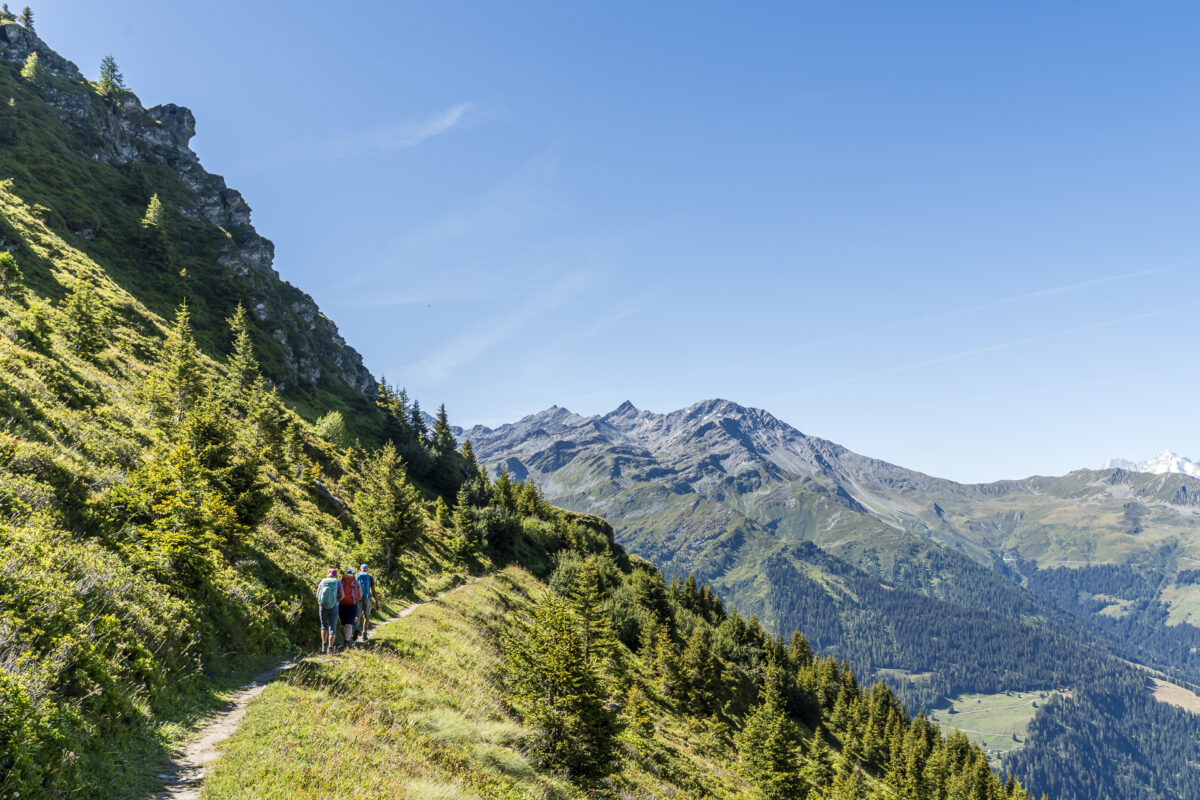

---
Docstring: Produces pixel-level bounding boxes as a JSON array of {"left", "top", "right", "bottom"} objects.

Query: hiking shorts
[
  {"left": 359, "top": 597, "right": 371, "bottom": 620},
  {"left": 319, "top": 606, "right": 338, "bottom": 636},
  {"left": 338, "top": 604, "right": 358, "bottom": 625}
]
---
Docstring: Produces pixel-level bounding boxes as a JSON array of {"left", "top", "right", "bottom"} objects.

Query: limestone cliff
[{"left": 0, "top": 20, "right": 374, "bottom": 397}]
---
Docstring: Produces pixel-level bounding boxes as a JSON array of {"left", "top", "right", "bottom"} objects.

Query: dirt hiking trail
[{"left": 151, "top": 578, "right": 481, "bottom": 800}]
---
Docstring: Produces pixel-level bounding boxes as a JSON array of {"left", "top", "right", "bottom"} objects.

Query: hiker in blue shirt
[
  {"left": 355, "top": 564, "right": 380, "bottom": 641},
  {"left": 314, "top": 568, "right": 343, "bottom": 654}
]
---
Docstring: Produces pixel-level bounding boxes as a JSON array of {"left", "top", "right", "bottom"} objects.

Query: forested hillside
[{"left": 468, "top": 402, "right": 1200, "bottom": 799}]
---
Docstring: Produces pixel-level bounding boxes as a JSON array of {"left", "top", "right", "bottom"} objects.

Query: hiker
[
  {"left": 315, "top": 568, "right": 343, "bottom": 654},
  {"left": 355, "top": 563, "right": 379, "bottom": 640},
  {"left": 339, "top": 567, "right": 361, "bottom": 648}
]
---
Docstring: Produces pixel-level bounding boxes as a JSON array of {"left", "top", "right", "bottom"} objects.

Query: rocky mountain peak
[{"left": 0, "top": 23, "right": 376, "bottom": 398}]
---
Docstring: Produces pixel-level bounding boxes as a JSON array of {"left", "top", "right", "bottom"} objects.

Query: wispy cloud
[
  {"left": 242, "top": 102, "right": 478, "bottom": 170},
  {"left": 405, "top": 270, "right": 596, "bottom": 384},
  {"left": 783, "top": 268, "right": 1162, "bottom": 358},
  {"left": 321, "top": 102, "right": 476, "bottom": 160},
  {"left": 399, "top": 148, "right": 563, "bottom": 249},
  {"left": 797, "top": 299, "right": 1200, "bottom": 395}
]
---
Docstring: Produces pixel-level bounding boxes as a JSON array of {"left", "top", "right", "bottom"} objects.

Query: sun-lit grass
[
  {"left": 201, "top": 568, "right": 756, "bottom": 800},
  {"left": 928, "top": 689, "right": 1065, "bottom": 767}
]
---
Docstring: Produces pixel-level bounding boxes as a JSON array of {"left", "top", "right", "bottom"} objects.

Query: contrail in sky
[{"left": 797, "top": 298, "right": 1200, "bottom": 395}]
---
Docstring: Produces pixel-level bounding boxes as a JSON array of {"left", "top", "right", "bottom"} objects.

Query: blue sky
[{"left": 38, "top": 1, "right": 1200, "bottom": 482}]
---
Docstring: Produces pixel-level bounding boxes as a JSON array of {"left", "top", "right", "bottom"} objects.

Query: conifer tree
[
  {"left": 225, "top": 303, "right": 259, "bottom": 396},
  {"left": 736, "top": 666, "right": 805, "bottom": 800},
  {"left": 355, "top": 442, "right": 422, "bottom": 572},
  {"left": 433, "top": 495, "right": 452, "bottom": 529},
  {"left": 60, "top": 280, "right": 105, "bottom": 356},
  {"left": 681, "top": 626, "right": 722, "bottom": 714},
  {"left": 652, "top": 622, "right": 681, "bottom": 698},
  {"left": 492, "top": 464, "right": 516, "bottom": 512},
  {"left": 621, "top": 683, "right": 655, "bottom": 745},
  {"left": 803, "top": 728, "right": 835, "bottom": 789},
  {"left": 787, "top": 630, "right": 810, "bottom": 666},
  {"left": 0, "top": 251, "right": 22, "bottom": 297},
  {"left": 460, "top": 438, "right": 480, "bottom": 476},
  {"left": 502, "top": 591, "right": 617, "bottom": 777},
  {"left": 144, "top": 303, "right": 206, "bottom": 425},
  {"left": 99, "top": 54, "right": 125, "bottom": 94},
  {"left": 431, "top": 403, "right": 455, "bottom": 458},
  {"left": 19, "top": 51, "right": 39, "bottom": 83},
  {"left": 632, "top": 567, "right": 672, "bottom": 626},
  {"left": 570, "top": 557, "right": 616, "bottom": 667},
  {"left": 410, "top": 399, "right": 428, "bottom": 443},
  {"left": 375, "top": 379, "right": 412, "bottom": 443},
  {"left": 314, "top": 410, "right": 348, "bottom": 447},
  {"left": 19, "top": 5, "right": 31, "bottom": 31},
  {"left": 140, "top": 193, "right": 170, "bottom": 268}
]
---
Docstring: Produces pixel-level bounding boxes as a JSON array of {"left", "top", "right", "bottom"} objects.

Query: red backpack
[{"left": 340, "top": 575, "right": 360, "bottom": 605}]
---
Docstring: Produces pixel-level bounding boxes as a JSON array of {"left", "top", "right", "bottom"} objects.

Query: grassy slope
[
  {"left": 206, "top": 569, "right": 796, "bottom": 800},
  {"left": 204, "top": 569, "right": 738, "bottom": 799},
  {"left": 0, "top": 178, "right": 476, "bottom": 796}
]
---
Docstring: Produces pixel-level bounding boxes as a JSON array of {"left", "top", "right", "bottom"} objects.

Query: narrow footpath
[{"left": 150, "top": 578, "right": 481, "bottom": 800}]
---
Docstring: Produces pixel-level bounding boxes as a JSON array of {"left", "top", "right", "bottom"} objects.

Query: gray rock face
[
  {"left": 147, "top": 103, "right": 195, "bottom": 147},
  {"left": 467, "top": 398, "right": 1200, "bottom": 572},
  {"left": 0, "top": 22, "right": 376, "bottom": 398}
]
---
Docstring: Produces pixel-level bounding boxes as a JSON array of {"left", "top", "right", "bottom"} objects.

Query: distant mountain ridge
[
  {"left": 1102, "top": 451, "right": 1200, "bottom": 478},
  {"left": 466, "top": 398, "right": 1200, "bottom": 799},
  {"left": 466, "top": 399, "right": 1200, "bottom": 574}
]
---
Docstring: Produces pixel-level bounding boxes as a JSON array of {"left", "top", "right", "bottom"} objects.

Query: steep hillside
[
  {"left": 0, "top": 19, "right": 378, "bottom": 427},
  {"left": 467, "top": 399, "right": 1200, "bottom": 800},
  {"left": 0, "top": 19, "right": 487, "bottom": 797},
  {"left": 200, "top": 560, "right": 1039, "bottom": 800}
]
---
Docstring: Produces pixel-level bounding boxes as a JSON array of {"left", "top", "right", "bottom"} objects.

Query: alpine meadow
[{"left": 3, "top": 4, "right": 1200, "bottom": 800}]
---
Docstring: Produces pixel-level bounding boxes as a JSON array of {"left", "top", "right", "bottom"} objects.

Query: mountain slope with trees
[{"left": 466, "top": 399, "right": 1200, "bottom": 800}]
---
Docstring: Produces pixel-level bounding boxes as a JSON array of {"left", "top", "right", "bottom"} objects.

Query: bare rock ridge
[
  {"left": 466, "top": 398, "right": 1200, "bottom": 577},
  {"left": 0, "top": 21, "right": 375, "bottom": 396}
]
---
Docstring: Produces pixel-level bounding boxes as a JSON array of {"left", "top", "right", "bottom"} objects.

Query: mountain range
[
  {"left": 465, "top": 399, "right": 1200, "bottom": 794},
  {"left": 1103, "top": 450, "right": 1200, "bottom": 478}
]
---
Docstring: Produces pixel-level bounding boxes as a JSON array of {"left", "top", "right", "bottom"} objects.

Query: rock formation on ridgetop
[{"left": 0, "top": 20, "right": 375, "bottom": 397}]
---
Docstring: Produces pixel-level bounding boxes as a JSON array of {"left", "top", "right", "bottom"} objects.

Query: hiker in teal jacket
[
  {"left": 355, "top": 564, "right": 380, "bottom": 641},
  {"left": 315, "top": 568, "right": 343, "bottom": 654}
]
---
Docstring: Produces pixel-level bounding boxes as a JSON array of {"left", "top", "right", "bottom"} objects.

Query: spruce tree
[
  {"left": 736, "top": 666, "right": 805, "bottom": 800},
  {"left": 492, "top": 465, "right": 516, "bottom": 512},
  {"left": 502, "top": 591, "right": 617, "bottom": 777},
  {"left": 144, "top": 303, "right": 206, "bottom": 425},
  {"left": 803, "top": 728, "right": 836, "bottom": 790},
  {"left": 99, "top": 54, "right": 125, "bottom": 94},
  {"left": 652, "top": 622, "right": 681, "bottom": 699},
  {"left": 19, "top": 5, "right": 31, "bottom": 31},
  {"left": 569, "top": 557, "right": 616, "bottom": 667},
  {"left": 409, "top": 399, "right": 428, "bottom": 443},
  {"left": 19, "top": 51, "right": 39, "bottom": 83},
  {"left": 431, "top": 403, "right": 455, "bottom": 458},
  {"left": 621, "top": 683, "right": 655, "bottom": 745},
  {"left": 681, "top": 626, "right": 722, "bottom": 714},
  {"left": 433, "top": 495, "right": 452, "bottom": 529},
  {"left": 140, "top": 193, "right": 170, "bottom": 269},
  {"left": 314, "top": 410, "right": 348, "bottom": 447},
  {"left": 60, "top": 280, "right": 105, "bottom": 356},
  {"left": 356, "top": 442, "right": 422, "bottom": 572},
  {"left": 460, "top": 438, "right": 479, "bottom": 476},
  {"left": 0, "top": 251, "right": 22, "bottom": 297},
  {"left": 225, "top": 303, "right": 259, "bottom": 396}
]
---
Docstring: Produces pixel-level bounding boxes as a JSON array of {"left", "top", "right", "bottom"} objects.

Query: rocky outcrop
[{"left": 0, "top": 21, "right": 375, "bottom": 397}]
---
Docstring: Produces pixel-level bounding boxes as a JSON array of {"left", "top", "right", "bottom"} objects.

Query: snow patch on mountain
[{"left": 1102, "top": 451, "right": 1200, "bottom": 478}]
